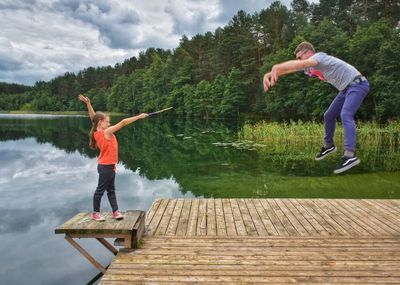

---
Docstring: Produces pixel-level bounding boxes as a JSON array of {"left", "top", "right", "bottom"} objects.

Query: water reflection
[
  {"left": 1, "top": 114, "right": 399, "bottom": 198},
  {"left": 0, "top": 133, "right": 194, "bottom": 285}
]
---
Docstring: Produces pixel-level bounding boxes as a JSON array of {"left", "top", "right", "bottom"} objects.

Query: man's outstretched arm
[{"left": 263, "top": 58, "right": 318, "bottom": 92}]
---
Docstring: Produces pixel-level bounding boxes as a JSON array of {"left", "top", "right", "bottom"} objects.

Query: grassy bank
[{"left": 240, "top": 120, "right": 400, "bottom": 171}]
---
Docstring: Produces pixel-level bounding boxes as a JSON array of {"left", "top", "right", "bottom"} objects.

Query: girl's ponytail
[{"left": 89, "top": 112, "right": 106, "bottom": 149}]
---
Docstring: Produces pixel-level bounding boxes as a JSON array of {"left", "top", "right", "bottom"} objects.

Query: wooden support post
[
  {"left": 65, "top": 234, "right": 106, "bottom": 273},
  {"left": 96, "top": 238, "right": 118, "bottom": 255},
  {"left": 124, "top": 235, "right": 132, "bottom": 248}
]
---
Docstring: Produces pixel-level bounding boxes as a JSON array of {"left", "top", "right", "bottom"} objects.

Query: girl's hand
[{"left": 78, "top": 94, "right": 90, "bottom": 104}]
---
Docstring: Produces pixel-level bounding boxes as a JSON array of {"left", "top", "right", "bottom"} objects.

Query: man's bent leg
[
  {"left": 323, "top": 92, "right": 345, "bottom": 147},
  {"left": 340, "top": 81, "right": 370, "bottom": 153}
]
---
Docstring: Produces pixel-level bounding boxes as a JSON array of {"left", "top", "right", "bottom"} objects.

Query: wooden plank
[
  {"left": 252, "top": 199, "right": 279, "bottom": 235},
  {"left": 382, "top": 199, "right": 400, "bottom": 211},
  {"left": 142, "top": 236, "right": 400, "bottom": 245},
  {"left": 206, "top": 199, "right": 217, "bottom": 235},
  {"left": 222, "top": 199, "right": 237, "bottom": 236},
  {"left": 230, "top": 199, "right": 247, "bottom": 235},
  {"left": 358, "top": 200, "right": 400, "bottom": 233},
  {"left": 244, "top": 199, "right": 268, "bottom": 235},
  {"left": 165, "top": 199, "right": 184, "bottom": 236},
  {"left": 331, "top": 200, "right": 385, "bottom": 236},
  {"left": 132, "top": 211, "right": 145, "bottom": 248},
  {"left": 299, "top": 199, "right": 340, "bottom": 235},
  {"left": 313, "top": 199, "right": 369, "bottom": 236},
  {"left": 284, "top": 199, "right": 318, "bottom": 235},
  {"left": 275, "top": 199, "right": 309, "bottom": 236},
  {"left": 147, "top": 199, "right": 169, "bottom": 235},
  {"left": 197, "top": 199, "right": 207, "bottom": 236},
  {"left": 363, "top": 200, "right": 400, "bottom": 223},
  {"left": 290, "top": 199, "right": 329, "bottom": 236},
  {"left": 268, "top": 199, "right": 298, "bottom": 235},
  {"left": 145, "top": 198, "right": 162, "bottom": 227},
  {"left": 237, "top": 199, "right": 257, "bottom": 236},
  {"left": 215, "top": 199, "right": 227, "bottom": 236},
  {"left": 154, "top": 199, "right": 176, "bottom": 236},
  {"left": 308, "top": 200, "right": 349, "bottom": 235},
  {"left": 176, "top": 199, "right": 192, "bottom": 236},
  {"left": 328, "top": 199, "right": 379, "bottom": 236},
  {"left": 101, "top": 276, "right": 400, "bottom": 284},
  {"left": 259, "top": 199, "right": 289, "bottom": 235},
  {"left": 343, "top": 200, "right": 399, "bottom": 235},
  {"left": 103, "top": 268, "right": 400, "bottom": 278},
  {"left": 186, "top": 199, "right": 199, "bottom": 236}
]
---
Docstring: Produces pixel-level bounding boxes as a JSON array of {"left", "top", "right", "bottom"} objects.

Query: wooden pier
[{"left": 98, "top": 199, "right": 400, "bottom": 284}]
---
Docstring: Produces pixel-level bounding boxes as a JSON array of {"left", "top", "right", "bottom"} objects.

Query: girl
[{"left": 79, "top": 94, "right": 148, "bottom": 221}]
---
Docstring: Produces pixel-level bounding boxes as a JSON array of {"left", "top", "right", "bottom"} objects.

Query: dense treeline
[{"left": 1, "top": 0, "right": 399, "bottom": 121}]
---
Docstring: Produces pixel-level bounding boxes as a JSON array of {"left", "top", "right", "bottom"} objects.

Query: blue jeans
[
  {"left": 93, "top": 164, "right": 119, "bottom": 212},
  {"left": 323, "top": 81, "right": 370, "bottom": 152}
]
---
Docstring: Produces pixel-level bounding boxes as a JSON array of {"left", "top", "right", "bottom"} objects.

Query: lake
[{"left": 0, "top": 114, "right": 399, "bottom": 284}]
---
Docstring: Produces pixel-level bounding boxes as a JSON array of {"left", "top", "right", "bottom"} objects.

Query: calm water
[{"left": 0, "top": 114, "right": 399, "bottom": 284}]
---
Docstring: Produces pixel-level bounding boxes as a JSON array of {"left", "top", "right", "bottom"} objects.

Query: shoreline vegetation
[
  {"left": 0, "top": 110, "right": 126, "bottom": 116},
  {"left": 241, "top": 120, "right": 399, "bottom": 150},
  {"left": 240, "top": 120, "right": 400, "bottom": 171}
]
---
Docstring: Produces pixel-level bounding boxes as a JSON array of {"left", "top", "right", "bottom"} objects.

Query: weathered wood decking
[
  {"left": 100, "top": 199, "right": 400, "bottom": 284},
  {"left": 55, "top": 210, "right": 145, "bottom": 273}
]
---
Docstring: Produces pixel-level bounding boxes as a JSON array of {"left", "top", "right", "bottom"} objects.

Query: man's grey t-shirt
[{"left": 304, "top": 52, "right": 361, "bottom": 91}]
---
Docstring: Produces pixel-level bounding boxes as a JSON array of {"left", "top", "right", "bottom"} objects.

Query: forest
[{"left": 1, "top": 0, "right": 399, "bottom": 122}]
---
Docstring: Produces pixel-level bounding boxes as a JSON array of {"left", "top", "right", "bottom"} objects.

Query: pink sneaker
[
  {"left": 92, "top": 212, "right": 105, "bottom": 222},
  {"left": 112, "top": 210, "right": 124, "bottom": 220}
]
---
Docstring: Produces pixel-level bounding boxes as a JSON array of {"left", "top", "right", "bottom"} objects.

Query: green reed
[{"left": 240, "top": 120, "right": 400, "bottom": 171}]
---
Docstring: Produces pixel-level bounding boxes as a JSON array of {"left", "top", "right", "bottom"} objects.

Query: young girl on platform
[{"left": 79, "top": 94, "right": 148, "bottom": 221}]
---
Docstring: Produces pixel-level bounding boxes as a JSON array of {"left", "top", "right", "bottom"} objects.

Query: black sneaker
[
  {"left": 334, "top": 155, "right": 360, "bottom": 174},
  {"left": 315, "top": 145, "right": 337, "bottom": 161}
]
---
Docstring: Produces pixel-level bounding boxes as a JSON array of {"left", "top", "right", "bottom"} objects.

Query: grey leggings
[{"left": 93, "top": 164, "right": 119, "bottom": 212}]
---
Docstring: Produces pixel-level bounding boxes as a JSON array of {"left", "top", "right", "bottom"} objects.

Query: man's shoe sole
[
  {"left": 333, "top": 158, "right": 360, "bottom": 174},
  {"left": 315, "top": 146, "right": 337, "bottom": 161}
]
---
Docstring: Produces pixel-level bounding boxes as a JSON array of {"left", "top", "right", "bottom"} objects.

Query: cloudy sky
[{"left": 0, "top": 0, "right": 298, "bottom": 86}]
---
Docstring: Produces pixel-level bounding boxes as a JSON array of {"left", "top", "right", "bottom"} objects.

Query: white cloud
[{"left": 0, "top": 0, "right": 315, "bottom": 85}]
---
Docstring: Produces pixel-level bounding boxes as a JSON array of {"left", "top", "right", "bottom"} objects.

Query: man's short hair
[{"left": 294, "top": 41, "right": 315, "bottom": 55}]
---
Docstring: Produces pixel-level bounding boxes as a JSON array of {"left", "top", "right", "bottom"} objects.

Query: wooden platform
[
  {"left": 56, "top": 210, "right": 145, "bottom": 273},
  {"left": 56, "top": 210, "right": 145, "bottom": 247},
  {"left": 99, "top": 199, "right": 400, "bottom": 284}
]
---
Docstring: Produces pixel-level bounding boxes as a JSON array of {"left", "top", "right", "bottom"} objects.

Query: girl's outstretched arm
[
  {"left": 104, "top": 113, "right": 148, "bottom": 139},
  {"left": 78, "top": 94, "right": 95, "bottom": 121}
]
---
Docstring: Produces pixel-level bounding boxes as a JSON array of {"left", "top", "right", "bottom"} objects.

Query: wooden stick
[{"left": 148, "top": 107, "right": 173, "bottom": 116}]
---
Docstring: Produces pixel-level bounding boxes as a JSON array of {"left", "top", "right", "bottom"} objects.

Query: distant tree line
[{"left": 1, "top": 0, "right": 399, "bottom": 121}]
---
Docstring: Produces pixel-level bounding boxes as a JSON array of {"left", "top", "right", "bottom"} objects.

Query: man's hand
[
  {"left": 263, "top": 72, "right": 272, "bottom": 92},
  {"left": 270, "top": 66, "right": 279, "bottom": 86},
  {"left": 263, "top": 65, "right": 280, "bottom": 92},
  {"left": 78, "top": 94, "right": 90, "bottom": 104}
]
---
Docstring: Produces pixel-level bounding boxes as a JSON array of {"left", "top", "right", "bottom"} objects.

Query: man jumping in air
[{"left": 263, "top": 41, "right": 370, "bottom": 174}]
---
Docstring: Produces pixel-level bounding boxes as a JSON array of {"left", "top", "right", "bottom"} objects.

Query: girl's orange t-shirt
[{"left": 94, "top": 130, "right": 118, "bottom": 165}]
